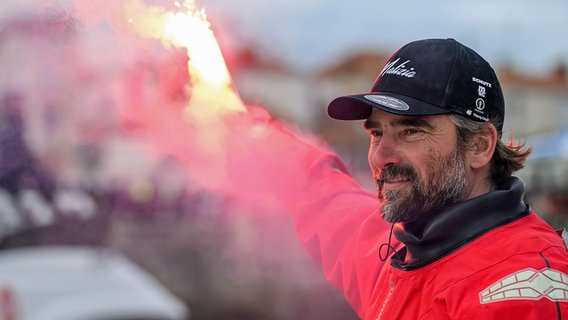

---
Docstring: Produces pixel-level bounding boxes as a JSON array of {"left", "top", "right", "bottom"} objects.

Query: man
[{"left": 260, "top": 38, "right": 568, "bottom": 320}]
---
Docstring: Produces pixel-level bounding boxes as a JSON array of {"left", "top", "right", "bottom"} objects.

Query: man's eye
[
  {"left": 404, "top": 129, "right": 420, "bottom": 135},
  {"left": 370, "top": 131, "right": 382, "bottom": 137}
]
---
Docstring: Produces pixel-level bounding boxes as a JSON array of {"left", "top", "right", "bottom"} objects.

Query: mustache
[{"left": 377, "top": 165, "right": 418, "bottom": 188}]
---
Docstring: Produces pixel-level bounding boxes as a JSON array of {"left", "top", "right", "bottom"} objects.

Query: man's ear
[{"left": 467, "top": 124, "right": 498, "bottom": 170}]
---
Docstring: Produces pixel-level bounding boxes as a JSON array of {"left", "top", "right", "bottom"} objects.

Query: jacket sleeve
[{"left": 234, "top": 112, "right": 395, "bottom": 317}]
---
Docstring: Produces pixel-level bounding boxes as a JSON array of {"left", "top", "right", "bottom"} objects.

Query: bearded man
[{"left": 264, "top": 38, "right": 568, "bottom": 320}]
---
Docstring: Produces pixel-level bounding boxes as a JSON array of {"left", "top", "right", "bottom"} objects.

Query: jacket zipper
[{"left": 376, "top": 279, "right": 395, "bottom": 320}]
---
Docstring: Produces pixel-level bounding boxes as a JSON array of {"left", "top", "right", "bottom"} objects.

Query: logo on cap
[
  {"left": 380, "top": 58, "right": 416, "bottom": 78},
  {"left": 364, "top": 95, "right": 410, "bottom": 111},
  {"left": 475, "top": 98, "right": 485, "bottom": 111}
]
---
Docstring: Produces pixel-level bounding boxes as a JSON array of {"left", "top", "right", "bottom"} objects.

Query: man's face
[{"left": 364, "top": 109, "right": 470, "bottom": 223}]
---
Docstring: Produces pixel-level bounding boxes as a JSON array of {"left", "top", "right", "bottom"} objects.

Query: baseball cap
[{"left": 327, "top": 38, "right": 505, "bottom": 132}]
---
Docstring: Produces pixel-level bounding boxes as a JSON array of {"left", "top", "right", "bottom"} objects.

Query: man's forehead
[{"left": 363, "top": 112, "right": 439, "bottom": 130}]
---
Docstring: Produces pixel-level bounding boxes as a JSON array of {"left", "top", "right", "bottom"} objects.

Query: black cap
[{"left": 327, "top": 38, "right": 505, "bottom": 132}]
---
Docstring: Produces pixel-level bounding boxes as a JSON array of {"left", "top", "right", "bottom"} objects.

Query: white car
[{"left": 0, "top": 246, "right": 189, "bottom": 320}]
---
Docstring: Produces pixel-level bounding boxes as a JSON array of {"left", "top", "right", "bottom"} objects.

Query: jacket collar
[{"left": 391, "top": 177, "right": 530, "bottom": 270}]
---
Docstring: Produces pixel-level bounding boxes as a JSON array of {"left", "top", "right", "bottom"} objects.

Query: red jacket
[{"left": 261, "top": 123, "right": 568, "bottom": 319}]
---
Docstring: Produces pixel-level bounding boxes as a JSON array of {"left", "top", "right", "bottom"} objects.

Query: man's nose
[{"left": 369, "top": 136, "right": 401, "bottom": 169}]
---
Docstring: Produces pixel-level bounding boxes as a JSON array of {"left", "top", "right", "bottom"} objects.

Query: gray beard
[{"left": 378, "top": 149, "right": 469, "bottom": 223}]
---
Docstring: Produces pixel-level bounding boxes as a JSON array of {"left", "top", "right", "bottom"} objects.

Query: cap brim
[{"left": 327, "top": 92, "right": 451, "bottom": 120}]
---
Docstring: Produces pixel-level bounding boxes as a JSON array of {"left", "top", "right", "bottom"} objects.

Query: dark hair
[{"left": 448, "top": 114, "right": 533, "bottom": 186}]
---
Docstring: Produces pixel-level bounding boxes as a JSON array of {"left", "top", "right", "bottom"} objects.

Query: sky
[
  {"left": 200, "top": 0, "right": 568, "bottom": 75},
  {"left": 0, "top": 0, "right": 566, "bottom": 75}
]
